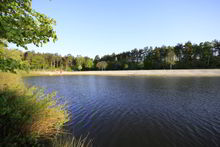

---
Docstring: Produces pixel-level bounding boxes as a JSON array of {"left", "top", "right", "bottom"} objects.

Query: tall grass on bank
[
  {"left": 52, "top": 135, "right": 93, "bottom": 147},
  {"left": 0, "top": 72, "right": 69, "bottom": 146}
]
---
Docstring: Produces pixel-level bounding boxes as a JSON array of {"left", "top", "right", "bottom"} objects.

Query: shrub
[{"left": 0, "top": 72, "right": 69, "bottom": 146}]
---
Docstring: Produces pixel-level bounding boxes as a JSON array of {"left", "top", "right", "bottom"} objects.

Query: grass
[
  {"left": 52, "top": 135, "right": 93, "bottom": 147},
  {"left": 0, "top": 72, "right": 71, "bottom": 146},
  {"left": 0, "top": 72, "right": 93, "bottom": 147}
]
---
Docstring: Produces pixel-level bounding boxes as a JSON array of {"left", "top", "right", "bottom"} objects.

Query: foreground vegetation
[
  {"left": 52, "top": 135, "right": 92, "bottom": 147},
  {"left": 0, "top": 72, "right": 68, "bottom": 146},
  {"left": 0, "top": 1, "right": 92, "bottom": 146},
  {"left": 0, "top": 72, "right": 92, "bottom": 146}
]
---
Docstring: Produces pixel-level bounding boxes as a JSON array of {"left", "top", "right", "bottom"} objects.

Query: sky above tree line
[{"left": 9, "top": 0, "right": 220, "bottom": 58}]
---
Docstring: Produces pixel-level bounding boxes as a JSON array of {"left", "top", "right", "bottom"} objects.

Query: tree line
[
  {"left": 97, "top": 40, "right": 220, "bottom": 70},
  {"left": 1, "top": 40, "right": 220, "bottom": 72},
  {"left": 0, "top": 46, "right": 94, "bottom": 72}
]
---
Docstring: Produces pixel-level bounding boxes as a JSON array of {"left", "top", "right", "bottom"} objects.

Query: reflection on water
[{"left": 24, "top": 76, "right": 220, "bottom": 147}]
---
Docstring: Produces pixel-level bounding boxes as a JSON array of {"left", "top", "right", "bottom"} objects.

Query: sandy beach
[{"left": 26, "top": 69, "right": 220, "bottom": 77}]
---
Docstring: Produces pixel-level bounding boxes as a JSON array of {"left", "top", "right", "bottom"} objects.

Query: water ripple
[{"left": 24, "top": 76, "right": 220, "bottom": 147}]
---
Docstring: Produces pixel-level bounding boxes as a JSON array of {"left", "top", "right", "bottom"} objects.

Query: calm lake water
[{"left": 24, "top": 76, "right": 220, "bottom": 147}]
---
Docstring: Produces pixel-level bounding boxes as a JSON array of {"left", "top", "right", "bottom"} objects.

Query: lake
[{"left": 24, "top": 76, "right": 220, "bottom": 147}]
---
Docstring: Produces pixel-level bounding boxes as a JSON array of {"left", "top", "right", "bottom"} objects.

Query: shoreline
[{"left": 23, "top": 69, "right": 220, "bottom": 77}]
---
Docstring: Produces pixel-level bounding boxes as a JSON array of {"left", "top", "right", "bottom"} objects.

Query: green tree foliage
[
  {"left": 165, "top": 47, "right": 176, "bottom": 69},
  {"left": 1, "top": 40, "right": 220, "bottom": 72},
  {"left": 0, "top": 0, "right": 57, "bottom": 49},
  {"left": 124, "top": 64, "right": 129, "bottom": 69},
  {"left": 63, "top": 54, "right": 73, "bottom": 71},
  {"left": 0, "top": 57, "right": 20, "bottom": 73},
  {"left": 0, "top": 39, "right": 8, "bottom": 48},
  {"left": 93, "top": 55, "right": 100, "bottom": 68},
  {"left": 31, "top": 54, "right": 45, "bottom": 69},
  {"left": 0, "top": 0, "right": 57, "bottom": 72},
  {"left": 0, "top": 48, "right": 94, "bottom": 71},
  {"left": 213, "top": 40, "right": 220, "bottom": 56},
  {"left": 77, "top": 65, "right": 82, "bottom": 71},
  {"left": 0, "top": 47, "right": 29, "bottom": 72},
  {"left": 75, "top": 56, "right": 85, "bottom": 71},
  {"left": 98, "top": 40, "right": 220, "bottom": 70},
  {"left": 84, "top": 57, "right": 93, "bottom": 70}
]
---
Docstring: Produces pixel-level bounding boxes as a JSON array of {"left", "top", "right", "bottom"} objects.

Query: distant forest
[{"left": 1, "top": 40, "right": 220, "bottom": 72}]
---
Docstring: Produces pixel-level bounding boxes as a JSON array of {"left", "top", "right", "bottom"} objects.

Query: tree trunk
[{"left": 207, "top": 56, "right": 210, "bottom": 67}]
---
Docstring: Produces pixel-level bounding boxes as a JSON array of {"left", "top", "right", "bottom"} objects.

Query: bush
[{"left": 0, "top": 72, "right": 69, "bottom": 146}]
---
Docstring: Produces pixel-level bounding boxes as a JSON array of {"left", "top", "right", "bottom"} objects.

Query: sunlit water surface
[{"left": 24, "top": 76, "right": 220, "bottom": 147}]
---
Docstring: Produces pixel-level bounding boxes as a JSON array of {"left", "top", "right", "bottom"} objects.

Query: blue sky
[{"left": 10, "top": 0, "right": 220, "bottom": 58}]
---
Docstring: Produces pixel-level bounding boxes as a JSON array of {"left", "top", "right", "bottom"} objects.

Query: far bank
[{"left": 23, "top": 69, "right": 220, "bottom": 77}]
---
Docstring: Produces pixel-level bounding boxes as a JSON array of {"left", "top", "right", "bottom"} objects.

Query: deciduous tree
[
  {"left": 96, "top": 61, "right": 108, "bottom": 70},
  {"left": 0, "top": 0, "right": 57, "bottom": 49}
]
